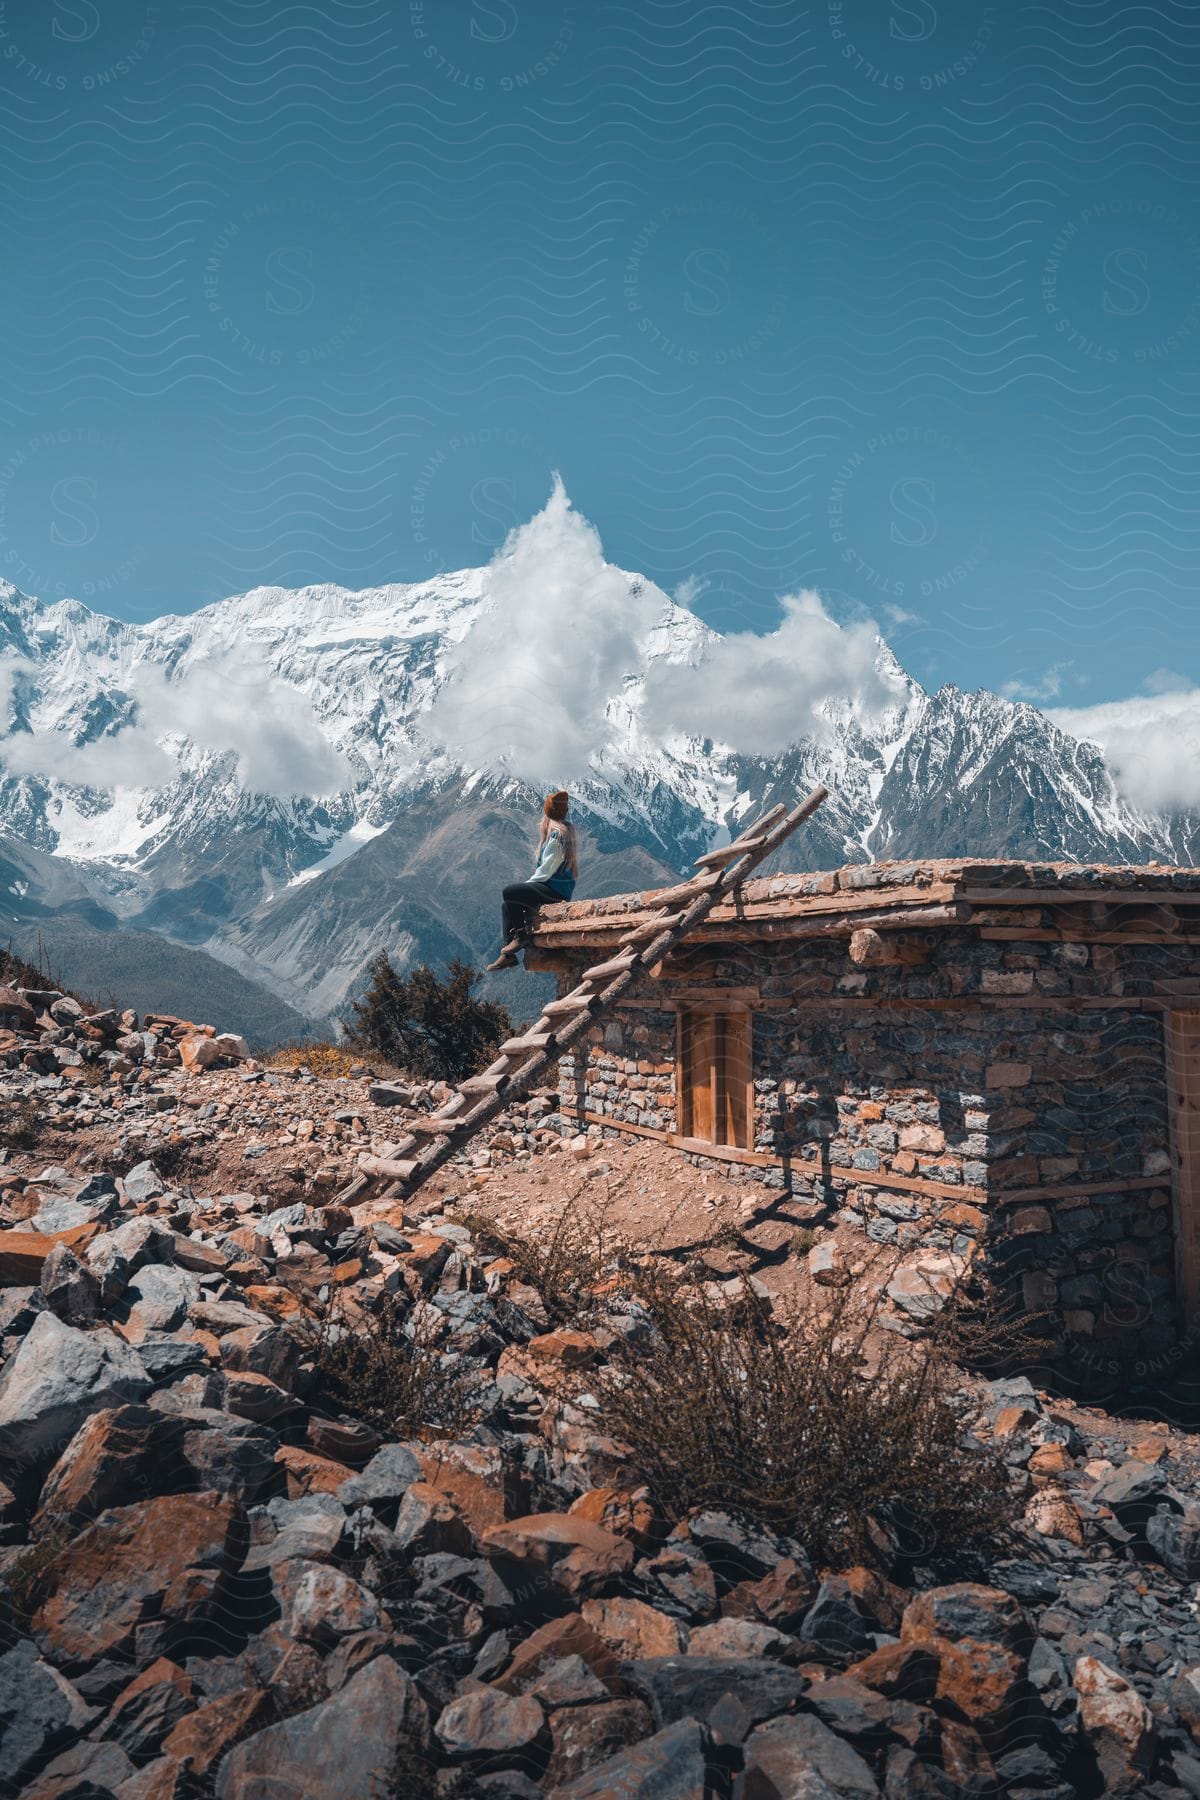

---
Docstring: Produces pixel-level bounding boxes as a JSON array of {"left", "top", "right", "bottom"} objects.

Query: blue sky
[{"left": 1, "top": 0, "right": 1198, "bottom": 716}]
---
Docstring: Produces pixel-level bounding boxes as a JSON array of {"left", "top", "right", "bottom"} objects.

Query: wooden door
[
  {"left": 1167, "top": 1010, "right": 1200, "bottom": 1331},
  {"left": 678, "top": 1005, "right": 752, "bottom": 1149}
]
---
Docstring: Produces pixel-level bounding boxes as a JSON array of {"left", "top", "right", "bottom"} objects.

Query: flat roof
[{"left": 529, "top": 858, "right": 1200, "bottom": 950}]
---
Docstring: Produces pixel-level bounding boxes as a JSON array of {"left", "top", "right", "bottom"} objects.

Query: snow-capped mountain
[{"left": 0, "top": 567, "right": 1194, "bottom": 1037}]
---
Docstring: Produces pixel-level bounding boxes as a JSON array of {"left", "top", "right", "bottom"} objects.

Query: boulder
[
  {"left": 0, "top": 1639, "right": 95, "bottom": 1790},
  {"left": 1147, "top": 1501, "right": 1200, "bottom": 1579},
  {"left": 735, "top": 1711, "right": 879, "bottom": 1800},
  {"left": 159, "top": 1688, "right": 273, "bottom": 1782},
  {"left": 799, "top": 1577, "right": 876, "bottom": 1660},
  {"left": 435, "top": 1687, "right": 545, "bottom": 1759},
  {"left": 35, "top": 1404, "right": 168, "bottom": 1531},
  {"left": 543, "top": 1698, "right": 655, "bottom": 1790},
  {"left": 38, "top": 1243, "right": 101, "bottom": 1325},
  {"left": 482, "top": 1512, "right": 634, "bottom": 1602},
  {"left": 100, "top": 1656, "right": 194, "bottom": 1761},
  {"left": 125, "top": 1265, "right": 198, "bottom": 1334},
  {"left": 686, "top": 1618, "right": 793, "bottom": 1661},
  {"left": 900, "top": 1583, "right": 1032, "bottom": 1655},
  {"left": 0, "top": 1225, "right": 99, "bottom": 1288},
  {"left": 0, "top": 1312, "right": 151, "bottom": 1467},
  {"left": 720, "top": 1556, "right": 817, "bottom": 1633},
  {"left": 215, "top": 1656, "right": 428, "bottom": 1799},
  {"left": 558, "top": 1717, "right": 713, "bottom": 1799},
  {"left": 617, "top": 1657, "right": 808, "bottom": 1732},
  {"left": 493, "top": 1613, "right": 621, "bottom": 1697},
  {"left": 179, "top": 1036, "right": 221, "bottom": 1073},
  {"left": 1074, "top": 1654, "right": 1156, "bottom": 1796},
  {"left": 847, "top": 1641, "right": 941, "bottom": 1704},
  {"left": 33, "top": 1490, "right": 245, "bottom": 1668},
  {"left": 337, "top": 1442, "right": 421, "bottom": 1516},
  {"left": 22, "top": 1738, "right": 135, "bottom": 1799},
  {"left": 580, "top": 1596, "right": 684, "bottom": 1661},
  {"left": 274, "top": 1560, "right": 381, "bottom": 1646}
]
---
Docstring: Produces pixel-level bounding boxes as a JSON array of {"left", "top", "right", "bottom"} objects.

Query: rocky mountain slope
[
  {"left": 0, "top": 570, "right": 1195, "bottom": 1037},
  {"left": 5, "top": 994, "right": 1200, "bottom": 1795}
]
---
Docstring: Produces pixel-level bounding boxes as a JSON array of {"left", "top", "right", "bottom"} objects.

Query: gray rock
[
  {"left": 124, "top": 1264, "right": 199, "bottom": 1333},
  {"left": 0, "top": 1639, "right": 95, "bottom": 1788},
  {"left": 215, "top": 1655, "right": 428, "bottom": 1799},
  {"left": 337, "top": 1442, "right": 421, "bottom": 1514},
  {"left": 40, "top": 1243, "right": 101, "bottom": 1326},
  {"left": 132, "top": 1334, "right": 208, "bottom": 1384},
  {"left": 558, "top": 1717, "right": 714, "bottom": 1798},
  {"left": 178, "top": 1413, "right": 278, "bottom": 1501},
  {"left": 121, "top": 1161, "right": 166, "bottom": 1204},
  {"left": 1092, "top": 1460, "right": 1169, "bottom": 1511},
  {"left": 0, "top": 1312, "right": 151, "bottom": 1466},
  {"left": 618, "top": 1656, "right": 808, "bottom": 1730},
  {"left": 274, "top": 1559, "right": 382, "bottom": 1645},
  {"left": 1148, "top": 1503, "right": 1200, "bottom": 1580},
  {"left": 83, "top": 1235, "right": 130, "bottom": 1305},
  {"left": 30, "top": 1196, "right": 103, "bottom": 1235},
  {"left": 800, "top": 1579, "right": 876, "bottom": 1660},
  {"left": 106, "top": 1218, "right": 175, "bottom": 1273},
  {"left": 21, "top": 1734, "right": 135, "bottom": 1796},
  {"left": 737, "top": 1711, "right": 879, "bottom": 1799}
]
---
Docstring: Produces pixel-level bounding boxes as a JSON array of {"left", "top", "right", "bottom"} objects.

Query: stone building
[{"left": 527, "top": 859, "right": 1200, "bottom": 1367}]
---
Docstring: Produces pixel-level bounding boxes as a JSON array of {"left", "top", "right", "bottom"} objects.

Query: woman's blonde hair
[{"left": 539, "top": 791, "right": 578, "bottom": 875}]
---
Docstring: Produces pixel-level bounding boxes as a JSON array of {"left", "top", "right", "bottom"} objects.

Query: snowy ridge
[{"left": 2, "top": 569, "right": 1199, "bottom": 1023}]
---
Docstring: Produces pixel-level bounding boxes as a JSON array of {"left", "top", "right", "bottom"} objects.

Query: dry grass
[
  {"left": 596, "top": 1274, "right": 1017, "bottom": 1571},
  {"left": 458, "top": 1194, "right": 640, "bottom": 1327},
  {"left": 266, "top": 1039, "right": 372, "bottom": 1079}
]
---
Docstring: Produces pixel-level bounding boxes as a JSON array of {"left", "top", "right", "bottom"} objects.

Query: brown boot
[{"left": 485, "top": 949, "right": 520, "bottom": 972}]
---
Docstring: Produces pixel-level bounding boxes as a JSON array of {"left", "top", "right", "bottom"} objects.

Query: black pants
[{"left": 502, "top": 880, "right": 560, "bottom": 944}]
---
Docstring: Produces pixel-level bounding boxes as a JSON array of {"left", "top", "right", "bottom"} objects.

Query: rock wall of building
[{"left": 552, "top": 924, "right": 1178, "bottom": 1363}]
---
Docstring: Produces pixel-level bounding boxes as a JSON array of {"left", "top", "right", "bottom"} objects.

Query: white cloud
[
  {"left": 132, "top": 661, "right": 351, "bottom": 798},
  {"left": 0, "top": 654, "right": 350, "bottom": 799},
  {"left": 1002, "top": 663, "right": 1071, "bottom": 704},
  {"left": 674, "top": 573, "right": 708, "bottom": 608},
  {"left": 1051, "top": 686, "right": 1200, "bottom": 813},
  {"left": 642, "top": 588, "right": 903, "bottom": 756},
  {"left": 425, "top": 474, "right": 661, "bottom": 784}
]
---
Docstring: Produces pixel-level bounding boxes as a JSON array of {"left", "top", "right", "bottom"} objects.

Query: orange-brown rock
[
  {"left": 901, "top": 1583, "right": 1032, "bottom": 1656},
  {"left": 493, "top": 1612, "right": 621, "bottom": 1696},
  {"left": 33, "top": 1490, "right": 244, "bottom": 1665},
  {"left": 528, "top": 1329, "right": 599, "bottom": 1369},
  {"left": 568, "top": 1487, "right": 657, "bottom": 1550},
  {"left": 275, "top": 1444, "right": 356, "bottom": 1499},
  {"left": 939, "top": 1717, "right": 999, "bottom": 1791},
  {"left": 580, "top": 1595, "right": 684, "bottom": 1661},
  {"left": 417, "top": 1452, "right": 506, "bottom": 1538},
  {"left": 922, "top": 1635, "right": 1026, "bottom": 1745},
  {"left": 839, "top": 1565, "right": 908, "bottom": 1635},
  {"left": 161, "top": 1687, "right": 274, "bottom": 1780},
  {"left": 1028, "top": 1442, "right": 1070, "bottom": 1477},
  {"left": 0, "top": 1223, "right": 99, "bottom": 1286},
  {"left": 101, "top": 1658, "right": 194, "bottom": 1759},
  {"left": 1075, "top": 1654, "right": 1157, "bottom": 1796},
  {"left": 482, "top": 1512, "right": 635, "bottom": 1600},
  {"left": 992, "top": 1405, "right": 1038, "bottom": 1439},
  {"left": 35, "top": 1404, "right": 164, "bottom": 1531}
]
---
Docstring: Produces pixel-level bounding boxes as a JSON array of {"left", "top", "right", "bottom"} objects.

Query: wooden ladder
[{"left": 367, "top": 784, "right": 828, "bottom": 1200}]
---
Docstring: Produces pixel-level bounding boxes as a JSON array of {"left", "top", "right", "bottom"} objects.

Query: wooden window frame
[{"left": 674, "top": 1001, "right": 754, "bottom": 1152}]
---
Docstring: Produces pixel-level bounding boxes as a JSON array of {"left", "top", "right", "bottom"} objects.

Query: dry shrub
[
  {"left": 597, "top": 1276, "right": 1016, "bottom": 1570},
  {"left": 0, "top": 1097, "right": 41, "bottom": 1151},
  {"left": 458, "top": 1195, "right": 637, "bottom": 1327},
  {"left": 303, "top": 1292, "right": 481, "bottom": 1443}
]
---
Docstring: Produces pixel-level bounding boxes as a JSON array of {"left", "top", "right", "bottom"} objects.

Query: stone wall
[{"left": 551, "top": 924, "right": 1178, "bottom": 1364}]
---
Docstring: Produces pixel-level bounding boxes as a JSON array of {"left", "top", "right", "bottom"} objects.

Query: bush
[
  {"left": 460, "top": 1196, "right": 635, "bottom": 1327},
  {"left": 346, "top": 956, "right": 511, "bottom": 1083},
  {"left": 305, "top": 1292, "right": 480, "bottom": 1443},
  {"left": 596, "top": 1276, "right": 1015, "bottom": 1571}
]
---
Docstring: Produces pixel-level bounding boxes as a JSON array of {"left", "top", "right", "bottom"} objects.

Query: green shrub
[{"left": 346, "top": 956, "right": 511, "bottom": 1083}]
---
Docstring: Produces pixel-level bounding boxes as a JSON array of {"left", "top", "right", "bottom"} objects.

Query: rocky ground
[{"left": 6, "top": 990, "right": 1200, "bottom": 1795}]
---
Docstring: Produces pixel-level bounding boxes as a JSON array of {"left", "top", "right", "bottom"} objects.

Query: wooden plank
[
  {"left": 583, "top": 951, "right": 640, "bottom": 980},
  {"left": 406, "top": 1117, "right": 467, "bottom": 1136},
  {"left": 499, "top": 1031, "right": 554, "bottom": 1055},
  {"left": 995, "top": 1175, "right": 1170, "bottom": 1203},
  {"left": 1167, "top": 1010, "right": 1200, "bottom": 1332},
  {"left": 358, "top": 1154, "right": 419, "bottom": 1181},
  {"left": 980, "top": 928, "right": 1200, "bottom": 945},
  {"left": 459, "top": 1072, "right": 510, "bottom": 1093},
  {"left": 961, "top": 885, "right": 1200, "bottom": 907}
]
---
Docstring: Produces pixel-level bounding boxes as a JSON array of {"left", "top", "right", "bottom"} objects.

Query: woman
[{"left": 486, "top": 789, "right": 578, "bottom": 971}]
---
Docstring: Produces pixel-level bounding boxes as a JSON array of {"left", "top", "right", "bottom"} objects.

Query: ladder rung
[
  {"left": 499, "top": 1032, "right": 554, "bottom": 1055},
  {"left": 646, "top": 871, "right": 722, "bottom": 908},
  {"left": 618, "top": 911, "right": 678, "bottom": 945},
  {"left": 542, "top": 992, "right": 597, "bottom": 1019},
  {"left": 583, "top": 951, "right": 639, "bottom": 981},
  {"left": 695, "top": 835, "right": 767, "bottom": 869},
  {"left": 744, "top": 801, "right": 788, "bottom": 836},
  {"left": 407, "top": 1116, "right": 466, "bottom": 1136},
  {"left": 359, "top": 1154, "right": 419, "bottom": 1181},
  {"left": 460, "top": 1072, "right": 510, "bottom": 1094}
]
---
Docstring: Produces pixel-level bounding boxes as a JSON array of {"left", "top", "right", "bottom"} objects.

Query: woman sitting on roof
[{"left": 486, "top": 789, "right": 578, "bottom": 972}]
